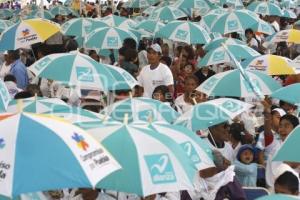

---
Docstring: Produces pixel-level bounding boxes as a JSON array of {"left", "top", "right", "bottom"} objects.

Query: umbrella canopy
[
  {"left": 24, "top": 9, "right": 54, "bottom": 20},
  {"left": 273, "top": 125, "right": 300, "bottom": 162},
  {"left": 61, "top": 18, "right": 108, "bottom": 38},
  {"left": 198, "top": 44, "right": 260, "bottom": 67},
  {"left": 220, "top": 0, "right": 244, "bottom": 8},
  {"left": 174, "top": 98, "right": 253, "bottom": 131},
  {"left": 85, "top": 27, "right": 138, "bottom": 50},
  {"left": 271, "top": 83, "right": 300, "bottom": 105},
  {"left": 5, "top": 97, "right": 69, "bottom": 114},
  {"left": 174, "top": 0, "right": 213, "bottom": 10},
  {"left": 247, "top": 1, "right": 283, "bottom": 16},
  {"left": 101, "top": 97, "right": 180, "bottom": 123},
  {"left": 126, "top": 0, "right": 159, "bottom": 8},
  {"left": 0, "top": 20, "right": 13, "bottom": 33},
  {"left": 148, "top": 6, "right": 187, "bottom": 22},
  {"left": 0, "top": 18, "right": 60, "bottom": 50},
  {"left": 210, "top": 9, "right": 260, "bottom": 34},
  {"left": 0, "top": 79, "right": 10, "bottom": 112},
  {"left": 265, "top": 29, "right": 300, "bottom": 44},
  {"left": 250, "top": 19, "right": 275, "bottom": 35},
  {"left": 135, "top": 20, "right": 165, "bottom": 35},
  {"left": 0, "top": 112, "right": 120, "bottom": 198},
  {"left": 143, "top": 6, "right": 157, "bottom": 15},
  {"left": 256, "top": 194, "right": 299, "bottom": 200},
  {"left": 196, "top": 69, "right": 281, "bottom": 97},
  {"left": 28, "top": 51, "right": 137, "bottom": 91},
  {"left": 50, "top": 5, "right": 77, "bottom": 16},
  {"left": 282, "top": 9, "right": 297, "bottom": 18},
  {"left": 142, "top": 121, "right": 215, "bottom": 170},
  {"left": 99, "top": 14, "right": 136, "bottom": 30},
  {"left": 156, "top": 21, "right": 211, "bottom": 45},
  {"left": 0, "top": 9, "right": 13, "bottom": 19},
  {"left": 200, "top": 8, "right": 228, "bottom": 31},
  {"left": 204, "top": 37, "right": 245, "bottom": 51},
  {"left": 242, "top": 54, "right": 296, "bottom": 75},
  {"left": 83, "top": 122, "right": 197, "bottom": 197}
]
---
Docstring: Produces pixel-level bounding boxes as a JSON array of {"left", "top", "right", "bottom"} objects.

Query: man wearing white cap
[{"left": 137, "top": 43, "right": 174, "bottom": 98}]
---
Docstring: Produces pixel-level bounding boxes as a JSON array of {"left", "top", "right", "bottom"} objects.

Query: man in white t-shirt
[{"left": 137, "top": 44, "right": 174, "bottom": 98}]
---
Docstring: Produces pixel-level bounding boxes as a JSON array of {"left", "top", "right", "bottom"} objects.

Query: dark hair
[
  {"left": 183, "top": 45, "right": 195, "bottom": 60},
  {"left": 14, "top": 91, "right": 33, "bottom": 99},
  {"left": 160, "top": 56, "right": 172, "bottom": 67},
  {"left": 123, "top": 38, "right": 137, "bottom": 50},
  {"left": 4, "top": 74, "right": 16, "bottom": 83},
  {"left": 280, "top": 114, "right": 299, "bottom": 128},
  {"left": 245, "top": 28, "right": 255, "bottom": 35},
  {"left": 124, "top": 48, "right": 137, "bottom": 62},
  {"left": 138, "top": 40, "right": 147, "bottom": 51},
  {"left": 275, "top": 171, "right": 299, "bottom": 194},
  {"left": 8, "top": 50, "right": 20, "bottom": 60},
  {"left": 26, "top": 84, "right": 42, "bottom": 97},
  {"left": 118, "top": 46, "right": 127, "bottom": 57},
  {"left": 229, "top": 123, "right": 244, "bottom": 142},
  {"left": 152, "top": 85, "right": 172, "bottom": 103}
]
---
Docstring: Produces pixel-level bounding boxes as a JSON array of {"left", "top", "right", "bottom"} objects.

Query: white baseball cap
[{"left": 148, "top": 43, "right": 162, "bottom": 54}]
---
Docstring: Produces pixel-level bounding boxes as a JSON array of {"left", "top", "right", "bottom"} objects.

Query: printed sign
[
  {"left": 145, "top": 154, "right": 177, "bottom": 184},
  {"left": 17, "top": 28, "right": 38, "bottom": 44}
]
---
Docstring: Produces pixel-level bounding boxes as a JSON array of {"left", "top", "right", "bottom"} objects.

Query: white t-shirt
[
  {"left": 0, "top": 62, "right": 11, "bottom": 80},
  {"left": 204, "top": 138, "right": 235, "bottom": 163},
  {"left": 174, "top": 95, "right": 193, "bottom": 114},
  {"left": 248, "top": 38, "right": 258, "bottom": 48},
  {"left": 137, "top": 63, "right": 174, "bottom": 98}
]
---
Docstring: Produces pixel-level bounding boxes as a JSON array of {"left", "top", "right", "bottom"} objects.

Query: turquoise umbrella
[
  {"left": 199, "top": 8, "right": 228, "bottom": 30},
  {"left": 50, "top": 5, "right": 78, "bottom": 16},
  {"left": 136, "top": 20, "right": 165, "bottom": 35},
  {"left": 250, "top": 18, "right": 275, "bottom": 35},
  {"left": 256, "top": 194, "right": 299, "bottom": 200},
  {"left": 174, "top": 0, "right": 213, "bottom": 10},
  {"left": 247, "top": 1, "right": 283, "bottom": 16},
  {"left": 273, "top": 125, "right": 300, "bottom": 162},
  {"left": 82, "top": 122, "right": 197, "bottom": 197},
  {"left": 271, "top": 83, "right": 300, "bottom": 105},
  {"left": 282, "top": 9, "right": 297, "bottom": 18},
  {"left": 210, "top": 9, "right": 260, "bottom": 34},
  {"left": 220, "top": 0, "right": 244, "bottom": 8},
  {"left": 204, "top": 37, "right": 246, "bottom": 51},
  {"left": 24, "top": 9, "right": 54, "bottom": 20},
  {"left": 156, "top": 21, "right": 211, "bottom": 45},
  {"left": 61, "top": 18, "right": 108, "bottom": 38},
  {"left": 148, "top": 6, "right": 187, "bottom": 22},
  {"left": 99, "top": 14, "right": 137, "bottom": 30},
  {"left": 126, "top": 0, "right": 159, "bottom": 8},
  {"left": 101, "top": 97, "right": 180, "bottom": 123},
  {"left": 85, "top": 27, "right": 138, "bottom": 50},
  {"left": 0, "top": 79, "right": 10, "bottom": 112},
  {"left": 174, "top": 98, "right": 253, "bottom": 131},
  {"left": 142, "top": 6, "right": 156, "bottom": 15},
  {"left": 0, "top": 19, "right": 13, "bottom": 32},
  {"left": 196, "top": 69, "right": 281, "bottom": 97},
  {"left": 198, "top": 44, "right": 260, "bottom": 67},
  {"left": 0, "top": 9, "right": 13, "bottom": 19},
  {"left": 28, "top": 51, "right": 138, "bottom": 91}
]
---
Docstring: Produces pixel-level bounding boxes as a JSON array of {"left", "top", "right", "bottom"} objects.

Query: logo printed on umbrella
[
  {"left": 212, "top": 51, "right": 225, "bottom": 62},
  {"left": 76, "top": 67, "right": 95, "bottom": 82},
  {"left": 175, "top": 29, "right": 188, "bottom": 40},
  {"left": 0, "top": 138, "right": 5, "bottom": 149},
  {"left": 107, "top": 36, "right": 119, "bottom": 48},
  {"left": 72, "top": 133, "right": 89, "bottom": 151},
  {"left": 195, "top": 0, "right": 205, "bottom": 7},
  {"left": 203, "top": 77, "right": 218, "bottom": 91},
  {"left": 221, "top": 100, "right": 243, "bottom": 113},
  {"left": 257, "top": 6, "right": 267, "bottom": 14},
  {"left": 227, "top": 20, "right": 238, "bottom": 31},
  {"left": 34, "top": 57, "right": 52, "bottom": 71},
  {"left": 181, "top": 142, "right": 201, "bottom": 164},
  {"left": 145, "top": 154, "right": 176, "bottom": 184},
  {"left": 22, "top": 28, "right": 30, "bottom": 37}
]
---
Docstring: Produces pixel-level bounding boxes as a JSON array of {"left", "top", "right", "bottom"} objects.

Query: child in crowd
[
  {"left": 234, "top": 144, "right": 258, "bottom": 187},
  {"left": 274, "top": 171, "right": 299, "bottom": 196}
]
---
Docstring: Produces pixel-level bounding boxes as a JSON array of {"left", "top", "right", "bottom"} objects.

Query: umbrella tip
[{"left": 123, "top": 113, "right": 128, "bottom": 125}]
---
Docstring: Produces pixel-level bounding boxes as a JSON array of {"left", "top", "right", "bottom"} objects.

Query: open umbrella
[
  {"left": 0, "top": 112, "right": 120, "bottom": 198},
  {"left": 250, "top": 19, "right": 275, "bottom": 35},
  {"left": 148, "top": 6, "right": 187, "bottom": 22},
  {"left": 198, "top": 44, "right": 260, "bottom": 67},
  {"left": 174, "top": 0, "right": 213, "bottom": 11},
  {"left": 203, "top": 37, "right": 245, "bottom": 51},
  {"left": 242, "top": 54, "right": 296, "bottom": 75},
  {"left": 247, "top": 1, "right": 283, "bottom": 16},
  {"left": 85, "top": 27, "right": 138, "bottom": 50},
  {"left": 273, "top": 125, "right": 300, "bottom": 163},
  {"left": 28, "top": 51, "right": 137, "bottom": 91},
  {"left": 126, "top": 0, "right": 159, "bottom": 8},
  {"left": 156, "top": 21, "right": 211, "bottom": 45},
  {"left": 265, "top": 29, "right": 300, "bottom": 44},
  {"left": 99, "top": 14, "right": 136, "bottom": 30},
  {"left": 210, "top": 9, "right": 259, "bottom": 34},
  {"left": 50, "top": 5, "right": 77, "bottom": 16},
  {"left": 200, "top": 8, "right": 228, "bottom": 31},
  {"left": 271, "top": 83, "right": 300, "bottom": 105},
  {"left": 282, "top": 9, "right": 297, "bottom": 18},
  {"left": 101, "top": 97, "right": 180, "bottom": 123},
  {"left": 174, "top": 98, "right": 253, "bottom": 131},
  {"left": 83, "top": 122, "right": 197, "bottom": 197},
  {"left": 24, "top": 9, "right": 54, "bottom": 20},
  {"left": 0, "top": 79, "right": 10, "bottom": 112},
  {"left": 0, "top": 9, "right": 13, "bottom": 19},
  {"left": 196, "top": 69, "right": 281, "bottom": 97},
  {"left": 135, "top": 20, "right": 165, "bottom": 35},
  {"left": 0, "top": 18, "right": 60, "bottom": 50},
  {"left": 0, "top": 20, "right": 13, "bottom": 33}
]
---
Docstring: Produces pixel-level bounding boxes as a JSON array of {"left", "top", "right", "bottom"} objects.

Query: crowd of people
[{"left": 0, "top": 0, "right": 300, "bottom": 199}]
